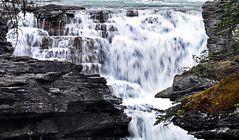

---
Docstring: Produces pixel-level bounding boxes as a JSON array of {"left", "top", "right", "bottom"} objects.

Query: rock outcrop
[
  {"left": 155, "top": 75, "right": 217, "bottom": 101},
  {"left": 33, "top": 4, "right": 85, "bottom": 36},
  {"left": 202, "top": 0, "right": 239, "bottom": 55},
  {"left": 0, "top": 54, "right": 130, "bottom": 140}
]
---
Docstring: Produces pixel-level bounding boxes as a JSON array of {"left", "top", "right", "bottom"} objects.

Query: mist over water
[
  {"left": 43, "top": 0, "right": 207, "bottom": 9},
  {"left": 7, "top": 0, "right": 208, "bottom": 139}
]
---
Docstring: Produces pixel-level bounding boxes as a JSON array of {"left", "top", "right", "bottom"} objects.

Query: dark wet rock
[
  {"left": 36, "top": 11, "right": 67, "bottom": 36},
  {"left": 0, "top": 54, "right": 130, "bottom": 140},
  {"left": 33, "top": 5, "right": 85, "bottom": 36},
  {"left": 90, "top": 10, "right": 110, "bottom": 23},
  {"left": 155, "top": 87, "right": 172, "bottom": 98},
  {"left": 126, "top": 10, "right": 138, "bottom": 17},
  {"left": 95, "top": 24, "right": 108, "bottom": 38},
  {"left": 0, "top": 41, "right": 13, "bottom": 55},
  {"left": 0, "top": 18, "right": 13, "bottom": 55},
  {"left": 170, "top": 75, "right": 217, "bottom": 100},
  {"left": 34, "top": 4, "right": 85, "bottom": 14},
  {"left": 0, "top": 18, "right": 8, "bottom": 38},
  {"left": 173, "top": 110, "right": 239, "bottom": 140}
]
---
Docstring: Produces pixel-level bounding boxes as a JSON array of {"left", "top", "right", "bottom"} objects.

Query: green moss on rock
[
  {"left": 182, "top": 72, "right": 239, "bottom": 113},
  {"left": 188, "top": 60, "right": 238, "bottom": 80}
]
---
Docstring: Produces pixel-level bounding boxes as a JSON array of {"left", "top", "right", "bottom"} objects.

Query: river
[{"left": 7, "top": 0, "right": 209, "bottom": 139}]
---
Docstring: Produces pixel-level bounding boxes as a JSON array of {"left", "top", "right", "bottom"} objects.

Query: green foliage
[
  {"left": 175, "top": 95, "right": 188, "bottom": 103},
  {"left": 154, "top": 107, "right": 186, "bottom": 125},
  {"left": 175, "top": 109, "right": 185, "bottom": 117},
  {"left": 154, "top": 109, "right": 168, "bottom": 125},
  {"left": 192, "top": 50, "right": 209, "bottom": 64},
  {"left": 192, "top": 45, "right": 239, "bottom": 64},
  {"left": 216, "top": 0, "right": 239, "bottom": 31}
]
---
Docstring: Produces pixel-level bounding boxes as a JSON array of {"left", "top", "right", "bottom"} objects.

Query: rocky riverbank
[
  {"left": 156, "top": 0, "right": 239, "bottom": 139},
  {"left": 0, "top": 6, "right": 130, "bottom": 140}
]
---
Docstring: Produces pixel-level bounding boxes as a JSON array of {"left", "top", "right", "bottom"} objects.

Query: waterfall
[
  {"left": 99, "top": 9, "right": 207, "bottom": 140},
  {"left": 7, "top": 3, "right": 207, "bottom": 140}
]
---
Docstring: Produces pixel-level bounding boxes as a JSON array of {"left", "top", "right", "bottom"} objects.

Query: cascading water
[
  {"left": 101, "top": 9, "right": 207, "bottom": 140},
  {"left": 7, "top": 0, "right": 208, "bottom": 139}
]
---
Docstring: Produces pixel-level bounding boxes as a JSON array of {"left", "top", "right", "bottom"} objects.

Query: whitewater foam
[{"left": 7, "top": 6, "right": 207, "bottom": 140}]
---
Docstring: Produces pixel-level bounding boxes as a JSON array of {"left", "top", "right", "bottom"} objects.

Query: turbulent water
[{"left": 7, "top": 0, "right": 208, "bottom": 139}]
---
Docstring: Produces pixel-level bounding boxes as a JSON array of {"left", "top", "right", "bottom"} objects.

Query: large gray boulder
[{"left": 155, "top": 74, "right": 216, "bottom": 101}]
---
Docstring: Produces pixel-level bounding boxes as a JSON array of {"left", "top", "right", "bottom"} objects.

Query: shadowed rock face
[
  {"left": 0, "top": 54, "right": 130, "bottom": 140},
  {"left": 0, "top": 18, "right": 13, "bottom": 55}
]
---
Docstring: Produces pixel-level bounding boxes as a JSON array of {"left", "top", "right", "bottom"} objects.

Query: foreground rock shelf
[{"left": 0, "top": 54, "right": 130, "bottom": 140}]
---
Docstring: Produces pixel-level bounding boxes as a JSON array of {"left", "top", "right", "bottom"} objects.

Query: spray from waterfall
[{"left": 7, "top": 6, "right": 207, "bottom": 140}]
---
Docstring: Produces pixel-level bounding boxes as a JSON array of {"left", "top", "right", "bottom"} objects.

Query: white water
[{"left": 7, "top": 2, "right": 207, "bottom": 140}]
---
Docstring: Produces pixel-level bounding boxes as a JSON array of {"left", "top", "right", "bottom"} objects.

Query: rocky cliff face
[
  {"left": 202, "top": 0, "right": 239, "bottom": 54},
  {"left": 202, "top": 0, "right": 230, "bottom": 53},
  {"left": 0, "top": 7, "right": 130, "bottom": 140}
]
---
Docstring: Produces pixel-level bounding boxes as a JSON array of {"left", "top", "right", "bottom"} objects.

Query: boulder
[
  {"left": 155, "top": 87, "right": 172, "bottom": 98},
  {"left": 155, "top": 74, "right": 217, "bottom": 101},
  {"left": 126, "top": 10, "right": 138, "bottom": 17}
]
